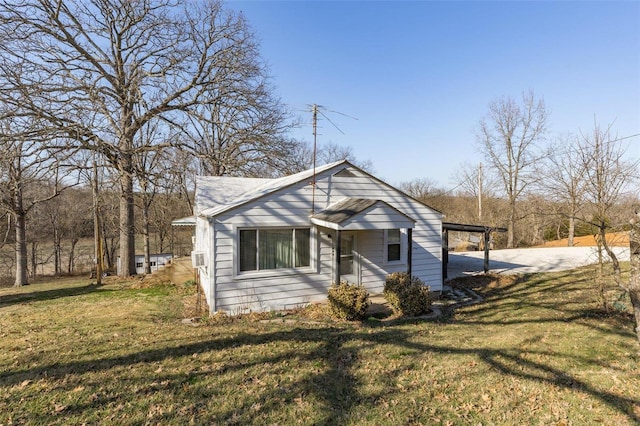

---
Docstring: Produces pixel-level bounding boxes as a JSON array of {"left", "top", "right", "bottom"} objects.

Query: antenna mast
[
  {"left": 478, "top": 162, "right": 483, "bottom": 221},
  {"left": 311, "top": 104, "right": 318, "bottom": 214}
]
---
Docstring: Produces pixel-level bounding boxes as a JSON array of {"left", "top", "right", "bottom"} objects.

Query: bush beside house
[
  {"left": 327, "top": 281, "right": 370, "bottom": 321},
  {"left": 384, "top": 272, "right": 432, "bottom": 317}
]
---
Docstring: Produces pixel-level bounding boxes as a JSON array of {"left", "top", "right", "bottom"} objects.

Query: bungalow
[{"left": 192, "top": 160, "right": 443, "bottom": 314}]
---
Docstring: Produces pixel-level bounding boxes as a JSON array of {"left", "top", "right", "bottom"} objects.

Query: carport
[{"left": 442, "top": 222, "right": 507, "bottom": 279}]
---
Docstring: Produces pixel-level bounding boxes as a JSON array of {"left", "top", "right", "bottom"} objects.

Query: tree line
[
  {"left": 401, "top": 92, "right": 639, "bottom": 252},
  {"left": 401, "top": 92, "right": 639, "bottom": 325}
]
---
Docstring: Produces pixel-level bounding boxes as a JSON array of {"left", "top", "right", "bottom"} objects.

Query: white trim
[
  {"left": 339, "top": 231, "right": 360, "bottom": 284},
  {"left": 383, "top": 228, "right": 406, "bottom": 266},
  {"left": 208, "top": 217, "right": 216, "bottom": 311},
  {"left": 232, "top": 224, "right": 318, "bottom": 279},
  {"left": 309, "top": 217, "right": 340, "bottom": 230}
]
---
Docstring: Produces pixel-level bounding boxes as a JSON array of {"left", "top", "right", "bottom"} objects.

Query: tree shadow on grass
[
  {"left": 2, "top": 324, "right": 638, "bottom": 424},
  {"left": 2, "top": 267, "right": 637, "bottom": 423},
  {"left": 448, "top": 269, "right": 637, "bottom": 339},
  {"left": 0, "top": 283, "right": 114, "bottom": 308}
]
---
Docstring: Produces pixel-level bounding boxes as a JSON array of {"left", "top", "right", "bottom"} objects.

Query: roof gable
[
  {"left": 196, "top": 159, "right": 442, "bottom": 220},
  {"left": 199, "top": 160, "right": 349, "bottom": 217}
]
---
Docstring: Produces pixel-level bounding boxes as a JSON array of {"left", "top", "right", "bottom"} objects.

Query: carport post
[{"left": 483, "top": 229, "right": 490, "bottom": 273}]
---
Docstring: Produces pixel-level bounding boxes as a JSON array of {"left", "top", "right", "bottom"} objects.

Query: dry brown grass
[
  {"left": 538, "top": 231, "right": 629, "bottom": 247},
  {"left": 1, "top": 269, "right": 638, "bottom": 425}
]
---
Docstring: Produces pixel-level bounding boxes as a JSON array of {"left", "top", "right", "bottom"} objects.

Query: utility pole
[
  {"left": 92, "top": 159, "right": 104, "bottom": 285},
  {"left": 478, "top": 162, "right": 483, "bottom": 221}
]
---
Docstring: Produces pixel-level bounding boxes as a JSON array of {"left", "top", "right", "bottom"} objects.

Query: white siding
[
  {"left": 339, "top": 202, "right": 414, "bottom": 230},
  {"left": 320, "top": 174, "right": 442, "bottom": 291},
  {"left": 194, "top": 217, "right": 214, "bottom": 308},
  {"left": 201, "top": 164, "right": 442, "bottom": 314},
  {"left": 358, "top": 230, "right": 387, "bottom": 293}
]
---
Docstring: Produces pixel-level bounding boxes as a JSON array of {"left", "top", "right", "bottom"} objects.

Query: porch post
[
  {"left": 483, "top": 229, "right": 491, "bottom": 273},
  {"left": 334, "top": 229, "right": 342, "bottom": 284},
  {"left": 407, "top": 228, "right": 413, "bottom": 277}
]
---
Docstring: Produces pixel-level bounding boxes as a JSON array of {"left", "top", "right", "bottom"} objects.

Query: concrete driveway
[{"left": 446, "top": 246, "right": 631, "bottom": 279}]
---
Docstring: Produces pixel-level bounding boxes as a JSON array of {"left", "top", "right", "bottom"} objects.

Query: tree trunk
[
  {"left": 68, "top": 238, "right": 78, "bottom": 274},
  {"left": 507, "top": 211, "right": 515, "bottom": 249},
  {"left": 595, "top": 231, "right": 608, "bottom": 312},
  {"left": 92, "top": 161, "right": 103, "bottom": 284},
  {"left": 53, "top": 227, "right": 61, "bottom": 276},
  {"left": 101, "top": 221, "right": 113, "bottom": 270},
  {"left": 568, "top": 215, "right": 575, "bottom": 247},
  {"left": 119, "top": 157, "right": 136, "bottom": 277},
  {"left": 142, "top": 201, "right": 151, "bottom": 275},
  {"left": 158, "top": 230, "right": 166, "bottom": 253},
  {"left": 30, "top": 241, "right": 37, "bottom": 279},
  {"left": 105, "top": 236, "right": 118, "bottom": 271},
  {"left": 629, "top": 212, "right": 640, "bottom": 345},
  {"left": 600, "top": 228, "right": 621, "bottom": 288},
  {"left": 14, "top": 210, "right": 28, "bottom": 287}
]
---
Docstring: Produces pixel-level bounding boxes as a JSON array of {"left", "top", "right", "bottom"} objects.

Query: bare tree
[
  {"left": 451, "top": 161, "right": 501, "bottom": 222},
  {"left": 0, "top": 0, "right": 287, "bottom": 276},
  {"left": 540, "top": 134, "right": 588, "bottom": 246},
  {"left": 398, "top": 178, "right": 445, "bottom": 200},
  {"left": 576, "top": 122, "right": 639, "bottom": 310},
  {"left": 476, "top": 91, "right": 548, "bottom": 248},
  {"left": 0, "top": 112, "right": 69, "bottom": 286},
  {"left": 630, "top": 208, "right": 640, "bottom": 344},
  {"left": 132, "top": 121, "right": 169, "bottom": 275},
  {"left": 283, "top": 141, "right": 374, "bottom": 175},
  {"left": 185, "top": 88, "right": 298, "bottom": 178}
]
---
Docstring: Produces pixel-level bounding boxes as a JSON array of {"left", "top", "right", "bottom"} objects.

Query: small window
[
  {"left": 239, "top": 228, "right": 311, "bottom": 272},
  {"left": 135, "top": 262, "right": 144, "bottom": 268},
  {"left": 387, "top": 229, "right": 401, "bottom": 262}
]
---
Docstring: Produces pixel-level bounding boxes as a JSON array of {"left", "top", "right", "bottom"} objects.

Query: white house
[{"left": 192, "top": 160, "right": 443, "bottom": 314}]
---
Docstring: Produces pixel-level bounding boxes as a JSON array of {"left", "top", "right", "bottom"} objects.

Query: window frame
[
  {"left": 236, "top": 226, "right": 315, "bottom": 277},
  {"left": 384, "top": 228, "right": 405, "bottom": 265}
]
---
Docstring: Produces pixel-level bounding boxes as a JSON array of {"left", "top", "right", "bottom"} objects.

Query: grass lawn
[{"left": 1, "top": 268, "right": 639, "bottom": 425}]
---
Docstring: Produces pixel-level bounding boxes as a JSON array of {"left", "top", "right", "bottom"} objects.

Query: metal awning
[
  {"left": 171, "top": 216, "right": 196, "bottom": 226},
  {"left": 310, "top": 198, "right": 415, "bottom": 231}
]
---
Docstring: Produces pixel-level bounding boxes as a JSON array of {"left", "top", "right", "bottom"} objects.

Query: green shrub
[
  {"left": 384, "top": 272, "right": 431, "bottom": 316},
  {"left": 327, "top": 281, "right": 370, "bottom": 321}
]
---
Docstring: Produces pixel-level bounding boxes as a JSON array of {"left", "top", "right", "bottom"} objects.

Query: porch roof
[
  {"left": 310, "top": 198, "right": 415, "bottom": 231},
  {"left": 171, "top": 216, "right": 196, "bottom": 226}
]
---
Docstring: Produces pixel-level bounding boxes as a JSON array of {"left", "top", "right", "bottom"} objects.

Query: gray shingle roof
[
  {"left": 198, "top": 160, "right": 349, "bottom": 218},
  {"left": 195, "top": 176, "right": 272, "bottom": 214},
  {"left": 311, "top": 198, "right": 378, "bottom": 224}
]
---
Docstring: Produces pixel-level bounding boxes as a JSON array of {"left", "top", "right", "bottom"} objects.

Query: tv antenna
[{"left": 308, "top": 103, "right": 357, "bottom": 213}]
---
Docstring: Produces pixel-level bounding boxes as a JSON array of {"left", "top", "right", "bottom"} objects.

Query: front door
[{"left": 339, "top": 232, "right": 359, "bottom": 284}]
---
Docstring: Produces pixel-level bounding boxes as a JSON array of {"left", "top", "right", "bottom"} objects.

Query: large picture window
[{"left": 239, "top": 228, "right": 311, "bottom": 272}]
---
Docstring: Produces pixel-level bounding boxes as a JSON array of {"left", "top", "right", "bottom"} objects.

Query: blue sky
[{"left": 228, "top": 1, "right": 640, "bottom": 187}]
